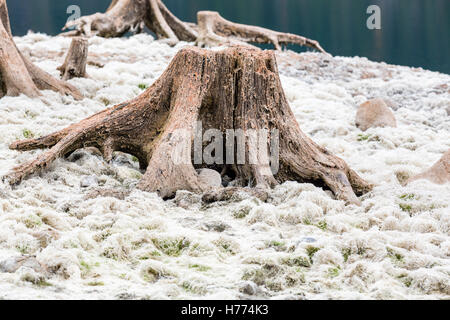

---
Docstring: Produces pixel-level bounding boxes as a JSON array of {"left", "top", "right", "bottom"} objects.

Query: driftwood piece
[
  {"left": 57, "top": 37, "right": 88, "bottom": 80},
  {"left": 5, "top": 46, "right": 371, "bottom": 204},
  {"left": 62, "top": 0, "right": 326, "bottom": 53},
  {"left": 196, "top": 11, "right": 326, "bottom": 53},
  {"left": 0, "top": 0, "right": 82, "bottom": 99}
]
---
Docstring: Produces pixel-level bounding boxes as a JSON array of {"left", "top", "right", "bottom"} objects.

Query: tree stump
[
  {"left": 5, "top": 46, "right": 371, "bottom": 204},
  {"left": 0, "top": 0, "right": 82, "bottom": 99},
  {"left": 57, "top": 37, "right": 88, "bottom": 80},
  {"left": 62, "top": 0, "right": 326, "bottom": 53}
]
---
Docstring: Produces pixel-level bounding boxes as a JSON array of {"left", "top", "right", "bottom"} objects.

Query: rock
[
  {"left": 221, "top": 175, "right": 233, "bottom": 187},
  {"left": 67, "top": 150, "right": 89, "bottom": 162},
  {"left": 407, "top": 150, "right": 450, "bottom": 185},
  {"left": 84, "top": 188, "right": 130, "bottom": 200},
  {"left": 239, "top": 281, "right": 259, "bottom": 296},
  {"left": 67, "top": 148, "right": 102, "bottom": 162},
  {"left": 174, "top": 190, "right": 202, "bottom": 209},
  {"left": 383, "top": 98, "right": 400, "bottom": 111},
  {"left": 31, "top": 228, "right": 60, "bottom": 248},
  {"left": 202, "top": 221, "right": 230, "bottom": 232},
  {"left": 196, "top": 169, "right": 222, "bottom": 188},
  {"left": 299, "top": 237, "right": 317, "bottom": 244},
  {"left": 0, "top": 256, "right": 46, "bottom": 274},
  {"left": 0, "top": 188, "right": 10, "bottom": 199},
  {"left": 112, "top": 152, "right": 139, "bottom": 169},
  {"left": 80, "top": 175, "right": 99, "bottom": 188},
  {"left": 18, "top": 267, "right": 47, "bottom": 285},
  {"left": 355, "top": 98, "right": 397, "bottom": 131}
]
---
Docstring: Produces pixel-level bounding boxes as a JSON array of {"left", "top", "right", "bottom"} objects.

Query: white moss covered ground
[{"left": 0, "top": 33, "right": 448, "bottom": 300}]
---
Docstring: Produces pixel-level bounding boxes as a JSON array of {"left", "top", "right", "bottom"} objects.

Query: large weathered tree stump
[
  {"left": 0, "top": 0, "right": 82, "bottom": 99},
  {"left": 57, "top": 37, "right": 88, "bottom": 80},
  {"left": 62, "top": 0, "right": 326, "bottom": 53},
  {"left": 5, "top": 46, "right": 371, "bottom": 204}
]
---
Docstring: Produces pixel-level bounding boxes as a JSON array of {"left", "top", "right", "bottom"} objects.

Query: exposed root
[
  {"left": 61, "top": 0, "right": 326, "bottom": 53},
  {"left": 0, "top": 0, "right": 82, "bottom": 99},
  {"left": 196, "top": 11, "right": 327, "bottom": 53}
]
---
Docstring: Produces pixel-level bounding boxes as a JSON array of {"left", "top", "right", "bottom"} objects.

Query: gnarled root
[
  {"left": 196, "top": 11, "right": 327, "bottom": 53},
  {"left": 62, "top": 0, "right": 197, "bottom": 42},
  {"left": 5, "top": 46, "right": 370, "bottom": 204}
]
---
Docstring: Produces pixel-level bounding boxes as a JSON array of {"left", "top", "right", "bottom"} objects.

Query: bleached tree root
[
  {"left": 195, "top": 11, "right": 327, "bottom": 53},
  {"left": 58, "top": 37, "right": 88, "bottom": 80},
  {"left": 62, "top": 0, "right": 197, "bottom": 43},
  {"left": 0, "top": 0, "right": 82, "bottom": 99},
  {"left": 5, "top": 46, "right": 370, "bottom": 204},
  {"left": 62, "top": 0, "right": 326, "bottom": 53}
]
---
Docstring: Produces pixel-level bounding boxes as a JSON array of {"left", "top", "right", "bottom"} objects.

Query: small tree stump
[
  {"left": 5, "top": 46, "right": 371, "bottom": 204},
  {"left": 58, "top": 37, "right": 88, "bottom": 80}
]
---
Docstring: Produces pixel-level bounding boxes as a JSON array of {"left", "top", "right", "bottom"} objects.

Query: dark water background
[{"left": 7, "top": 0, "right": 450, "bottom": 74}]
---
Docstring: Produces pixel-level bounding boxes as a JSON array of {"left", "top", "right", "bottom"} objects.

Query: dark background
[{"left": 7, "top": 0, "right": 450, "bottom": 74}]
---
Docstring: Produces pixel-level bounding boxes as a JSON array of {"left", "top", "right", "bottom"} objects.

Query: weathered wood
[
  {"left": 5, "top": 46, "right": 370, "bottom": 204},
  {"left": 62, "top": 0, "right": 326, "bottom": 53},
  {"left": 196, "top": 11, "right": 327, "bottom": 53},
  {"left": 58, "top": 37, "right": 88, "bottom": 80},
  {"left": 0, "top": 0, "right": 82, "bottom": 99}
]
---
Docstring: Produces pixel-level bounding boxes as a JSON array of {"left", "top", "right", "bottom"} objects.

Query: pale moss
[
  {"left": 342, "top": 247, "right": 352, "bottom": 262},
  {"left": 23, "top": 214, "right": 43, "bottom": 229},
  {"left": 100, "top": 97, "right": 111, "bottom": 106},
  {"left": 282, "top": 256, "right": 311, "bottom": 268},
  {"left": 317, "top": 220, "right": 328, "bottom": 231},
  {"left": 328, "top": 266, "right": 341, "bottom": 278},
  {"left": 181, "top": 281, "right": 207, "bottom": 295},
  {"left": 189, "top": 264, "right": 211, "bottom": 272},
  {"left": 233, "top": 207, "right": 251, "bottom": 219},
  {"left": 387, "top": 247, "right": 404, "bottom": 263},
  {"left": 306, "top": 246, "right": 320, "bottom": 263},
  {"left": 22, "top": 129, "right": 34, "bottom": 139},
  {"left": 16, "top": 244, "right": 31, "bottom": 254},
  {"left": 399, "top": 203, "right": 413, "bottom": 213},
  {"left": 357, "top": 134, "right": 371, "bottom": 141},
  {"left": 399, "top": 193, "right": 415, "bottom": 200},
  {"left": 152, "top": 238, "right": 190, "bottom": 257}
]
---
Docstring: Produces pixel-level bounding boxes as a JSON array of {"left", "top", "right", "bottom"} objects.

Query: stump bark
[
  {"left": 57, "top": 37, "right": 88, "bottom": 80},
  {"left": 62, "top": 0, "right": 326, "bottom": 53},
  {"left": 5, "top": 46, "right": 371, "bottom": 204},
  {"left": 0, "top": 0, "right": 82, "bottom": 99}
]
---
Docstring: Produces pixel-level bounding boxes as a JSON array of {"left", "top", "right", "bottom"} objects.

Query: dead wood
[
  {"left": 5, "top": 46, "right": 370, "bottom": 204},
  {"left": 0, "top": 0, "right": 82, "bottom": 99},
  {"left": 58, "top": 37, "right": 88, "bottom": 80},
  {"left": 62, "top": 0, "right": 326, "bottom": 53}
]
